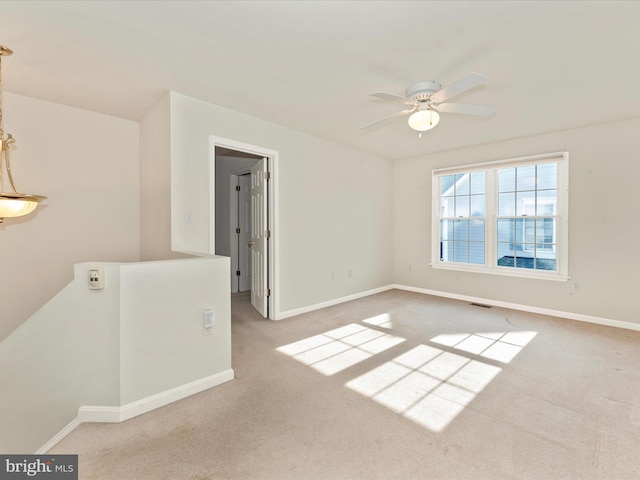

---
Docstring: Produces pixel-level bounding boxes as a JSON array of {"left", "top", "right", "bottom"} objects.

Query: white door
[
  {"left": 238, "top": 174, "right": 252, "bottom": 292},
  {"left": 250, "top": 158, "right": 269, "bottom": 317}
]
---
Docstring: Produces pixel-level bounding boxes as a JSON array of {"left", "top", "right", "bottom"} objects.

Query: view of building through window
[
  {"left": 496, "top": 163, "right": 557, "bottom": 271},
  {"left": 433, "top": 153, "right": 567, "bottom": 278}
]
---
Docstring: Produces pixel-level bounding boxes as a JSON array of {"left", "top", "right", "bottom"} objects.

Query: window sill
[{"left": 430, "top": 262, "right": 570, "bottom": 282}]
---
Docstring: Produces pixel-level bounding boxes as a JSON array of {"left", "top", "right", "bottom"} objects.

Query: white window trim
[{"left": 431, "top": 151, "right": 569, "bottom": 281}]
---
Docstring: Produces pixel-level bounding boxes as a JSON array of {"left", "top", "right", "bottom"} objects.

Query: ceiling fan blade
[
  {"left": 360, "top": 107, "right": 416, "bottom": 130},
  {"left": 370, "top": 92, "right": 415, "bottom": 105},
  {"left": 434, "top": 103, "right": 496, "bottom": 116},
  {"left": 430, "top": 72, "right": 486, "bottom": 104}
]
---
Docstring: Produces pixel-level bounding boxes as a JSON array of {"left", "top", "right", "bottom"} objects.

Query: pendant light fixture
[{"left": 0, "top": 45, "right": 46, "bottom": 223}]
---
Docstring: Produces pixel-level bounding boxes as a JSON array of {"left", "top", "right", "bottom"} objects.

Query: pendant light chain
[
  {"left": 0, "top": 48, "right": 19, "bottom": 193},
  {"left": 0, "top": 52, "right": 3, "bottom": 129},
  {"left": 0, "top": 52, "right": 4, "bottom": 135}
]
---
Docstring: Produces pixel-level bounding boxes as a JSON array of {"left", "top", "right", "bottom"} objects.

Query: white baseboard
[
  {"left": 392, "top": 284, "right": 640, "bottom": 332},
  {"left": 35, "top": 418, "right": 81, "bottom": 454},
  {"left": 79, "top": 369, "right": 235, "bottom": 423},
  {"left": 275, "top": 285, "right": 394, "bottom": 320},
  {"left": 39, "top": 369, "right": 235, "bottom": 453},
  {"left": 275, "top": 283, "right": 640, "bottom": 332}
]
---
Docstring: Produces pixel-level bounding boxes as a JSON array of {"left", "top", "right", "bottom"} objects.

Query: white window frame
[{"left": 431, "top": 151, "right": 569, "bottom": 281}]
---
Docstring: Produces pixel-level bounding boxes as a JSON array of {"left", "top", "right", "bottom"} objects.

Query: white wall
[
  {"left": 119, "top": 257, "right": 231, "bottom": 403},
  {"left": 169, "top": 92, "right": 393, "bottom": 314},
  {"left": 0, "top": 263, "right": 121, "bottom": 453},
  {"left": 140, "top": 93, "right": 190, "bottom": 261},
  {"left": 0, "top": 93, "right": 140, "bottom": 341},
  {"left": 393, "top": 116, "right": 640, "bottom": 326},
  {"left": 0, "top": 257, "right": 232, "bottom": 454}
]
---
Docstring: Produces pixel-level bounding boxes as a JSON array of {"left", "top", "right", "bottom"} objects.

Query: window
[
  {"left": 439, "top": 172, "right": 486, "bottom": 265},
  {"left": 432, "top": 152, "right": 568, "bottom": 280}
]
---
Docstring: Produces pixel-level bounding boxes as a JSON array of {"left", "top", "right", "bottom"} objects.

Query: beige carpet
[{"left": 50, "top": 289, "right": 640, "bottom": 479}]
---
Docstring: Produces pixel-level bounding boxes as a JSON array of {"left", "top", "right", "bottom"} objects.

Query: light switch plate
[{"left": 203, "top": 309, "right": 214, "bottom": 335}]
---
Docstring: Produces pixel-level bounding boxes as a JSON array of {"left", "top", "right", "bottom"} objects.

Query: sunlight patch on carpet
[
  {"left": 363, "top": 313, "right": 393, "bottom": 329},
  {"left": 277, "top": 323, "right": 405, "bottom": 375},
  {"left": 431, "top": 331, "right": 537, "bottom": 363},
  {"left": 346, "top": 330, "right": 537, "bottom": 432}
]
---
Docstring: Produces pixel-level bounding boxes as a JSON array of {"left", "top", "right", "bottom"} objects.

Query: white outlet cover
[{"left": 88, "top": 267, "right": 105, "bottom": 290}]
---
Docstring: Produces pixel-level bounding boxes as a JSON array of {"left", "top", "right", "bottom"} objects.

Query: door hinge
[
  {"left": 236, "top": 185, "right": 241, "bottom": 191},
  {"left": 265, "top": 171, "right": 271, "bottom": 180},
  {"left": 265, "top": 230, "right": 271, "bottom": 238},
  {"left": 236, "top": 270, "right": 241, "bottom": 276},
  {"left": 265, "top": 288, "right": 271, "bottom": 297},
  {"left": 236, "top": 227, "right": 241, "bottom": 234}
]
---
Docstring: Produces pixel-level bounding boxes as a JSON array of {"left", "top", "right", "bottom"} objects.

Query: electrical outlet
[{"left": 88, "top": 267, "right": 104, "bottom": 290}]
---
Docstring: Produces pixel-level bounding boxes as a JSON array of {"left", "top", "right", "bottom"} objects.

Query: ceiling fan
[{"left": 362, "top": 72, "right": 496, "bottom": 134}]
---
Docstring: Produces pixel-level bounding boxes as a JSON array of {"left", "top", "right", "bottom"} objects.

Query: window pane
[
  {"left": 469, "top": 219, "right": 485, "bottom": 241},
  {"left": 441, "top": 241, "right": 452, "bottom": 262},
  {"left": 515, "top": 255, "right": 535, "bottom": 269},
  {"left": 441, "top": 197, "right": 454, "bottom": 217},
  {"left": 498, "top": 168, "right": 515, "bottom": 192},
  {"left": 537, "top": 163, "right": 557, "bottom": 190},
  {"left": 520, "top": 242, "right": 535, "bottom": 253},
  {"left": 440, "top": 220, "right": 454, "bottom": 241},
  {"left": 438, "top": 170, "right": 485, "bottom": 266},
  {"left": 498, "top": 192, "right": 516, "bottom": 216},
  {"left": 470, "top": 194, "right": 485, "bottom": 217},
  {"left": 441, "top": 175, "right": 456, "bottom": 196},
  {"left": 535, "top": 257, "right": 556, "bottom": 271},
  {"left": 455, "top": 195, "right": 470, "bottom": 217},
  {"left": 469, "top": 242, "right": 485, "bottom": 265},
  {"left": 536, "top": 243, "right": 555, "bottom": 252},
  {"left": 497, "top": 243, "right": 515, "bottom": 266},
  {"left": 455, "top": 173, "right": 470, "bottom": 195},
  {"left": 516, "top": 165, "right": 536, "bottom": 191},
  {"left": 540, "top": 218, "right": 555, "bottom": 243},
  {"left": 453, "top": 242, "right": 469, "bottom": 263},
  {"left": 535, "top": 246, "right": 557, "bottom": 271},
  {"left": 517, "top": 191, "right": 535, "bottom": 216},
  {"left": 453, "top": 219, "right": 469, "bottom": 241},
  {"left": 536, "top": 189, "right": 557, "bottom": 215},
  {"left": 470, "top": 172, "right": 485, "bottom": 194},
  {"left": 497, "top": 219, "right": 513, "bottom": 243},
  {"left": 523, "top": 218, "right": 536, "bottom": 243},
  {"left": 515, "top": 218, "right": 525, "bottom": 242}
]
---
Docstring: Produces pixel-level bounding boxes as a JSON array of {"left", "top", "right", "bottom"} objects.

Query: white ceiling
[{"left": 2, "top": 1, "right": 640, "bottom": 160}]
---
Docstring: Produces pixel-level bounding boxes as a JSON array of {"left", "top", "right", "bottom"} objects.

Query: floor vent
[{"left": 470, "top": 302, "right": 492, "bottom": 308}]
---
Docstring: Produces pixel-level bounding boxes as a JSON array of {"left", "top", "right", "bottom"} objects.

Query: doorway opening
[{"left": 212, "top": 138, "right": 277, "bottom": 319}]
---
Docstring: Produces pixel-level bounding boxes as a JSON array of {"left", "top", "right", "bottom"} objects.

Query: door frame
[{"left": 209, "top": 135, "right": 279, "bottom": 319}]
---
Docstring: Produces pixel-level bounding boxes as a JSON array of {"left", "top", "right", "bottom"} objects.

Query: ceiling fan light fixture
[
  {"left": 408, "top": 104, "right": 440, "bottom": 132},
  {"left": 364, "top": 73, "right": 494, "bottom": 133}
]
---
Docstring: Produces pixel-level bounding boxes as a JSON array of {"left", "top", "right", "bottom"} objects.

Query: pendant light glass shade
[
  {"left": 0, "top": 46, "right": 46, "bottom": 223},
  {"left": 0, "top": 193, "right": 40, "bottom": 218}
]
